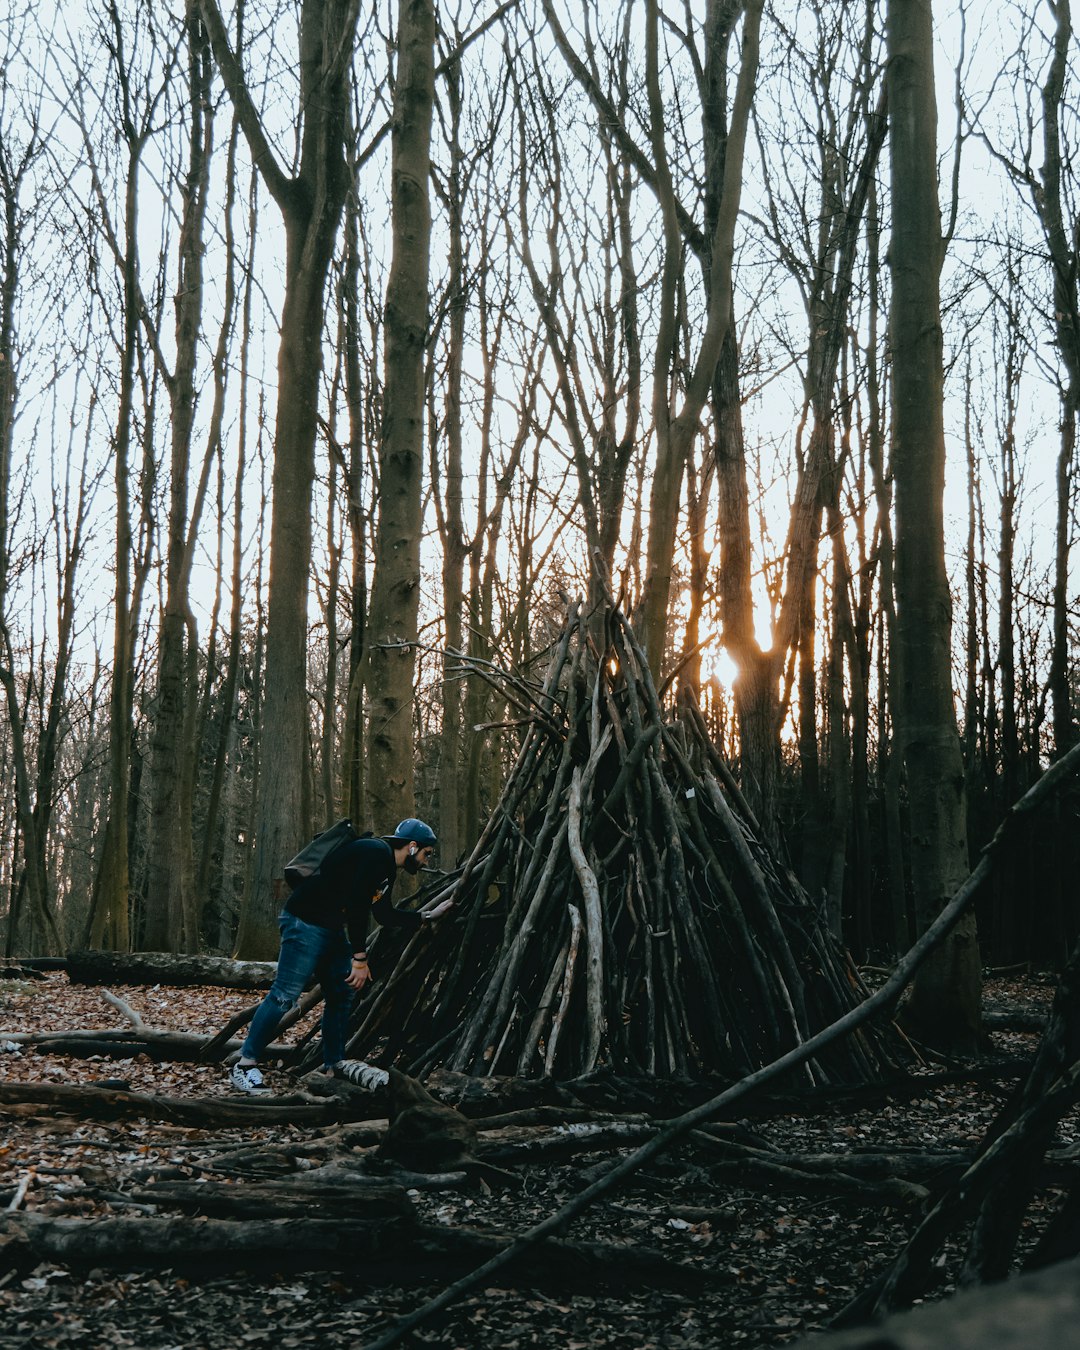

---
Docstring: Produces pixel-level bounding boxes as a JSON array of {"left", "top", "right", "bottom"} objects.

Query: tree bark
[
  {"left": 887, "top": 0, "right": 980, "bottom": 1053},
  {"left": 64, "top": 948, "right": 278, "bottom": 988},
  {"left": 639, "top": 0, "right": 762, "bottom": 682},
  {"left": 143, "top": 5, "right": 212, "bottom": 953},
  {"left": 364, "top": 0, "right": 435, "bottom": 832},
  {"left": 200, "top": 0, "right": 361, "bottom": 956}
]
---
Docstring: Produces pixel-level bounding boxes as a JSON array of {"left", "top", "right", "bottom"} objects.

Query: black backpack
[{"left": 284, "top": 820, "right": 372, "bottom": 890}]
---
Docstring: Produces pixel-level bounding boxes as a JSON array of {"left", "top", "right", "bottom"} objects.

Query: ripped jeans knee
[{"left": 265, "top": 986, "right": 298, "bottom": 1015}]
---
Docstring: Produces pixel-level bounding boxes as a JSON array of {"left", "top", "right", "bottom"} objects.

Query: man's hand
[
  {"left": 422, "top": 898, "right": 455, "bottom": 921},
  {"left": 346, "top": 957, "right": 372, "bottom": 990}
]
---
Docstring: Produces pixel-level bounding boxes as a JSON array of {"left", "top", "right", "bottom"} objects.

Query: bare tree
[
  {"left": 76, "top": 5, "right": 176, "bottom": 952},
  {"left": 887, "top": 0, "right": 980, "bottom": 1052},
  {"left": 200, "top": 0, "right": 361, "bottom": 956},
  {"left": 142, "top": 1, "right": 216, "bottom": 953},
  {"left": 638, "top": 0, "right": 763, "bottom": 681},
  {"left": 510, "top": 22, "right": 642, "bottom": 627},
  {"left": 362, "top": 0, "right": 436, "bottom": 834},
  {"left": 0, "top": 36, "right": 65, "bottom": 954}
]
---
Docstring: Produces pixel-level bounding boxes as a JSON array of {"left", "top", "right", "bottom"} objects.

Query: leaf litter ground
[{"left": 0, "top": 971, "right": 1066, "bottom": 1349}]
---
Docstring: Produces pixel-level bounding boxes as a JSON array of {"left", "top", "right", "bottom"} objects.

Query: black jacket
[{"left": 284, "top": 836, "right": 421, "bottom": 952}]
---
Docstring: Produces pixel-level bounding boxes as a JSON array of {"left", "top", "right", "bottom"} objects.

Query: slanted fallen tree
[{"left": 322, "top": 601, "right": 900, "bottom": 1085}]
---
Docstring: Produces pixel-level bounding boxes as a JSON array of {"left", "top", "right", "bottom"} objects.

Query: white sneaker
[
  {"left": 229, "top": 1063, "right": 269, "bottom": 1095},
  {"left": 332, "top": 1060, "right": 389, "bottom": 1091}
]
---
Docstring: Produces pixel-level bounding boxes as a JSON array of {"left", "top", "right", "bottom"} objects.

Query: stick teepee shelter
[{"left": 328, "top": 602, "right": 900, "bottom": 1085}]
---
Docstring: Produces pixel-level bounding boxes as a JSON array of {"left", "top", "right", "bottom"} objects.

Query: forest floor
[{"left": 0, "top": 969, "right": 1065, "bottom": 1349}]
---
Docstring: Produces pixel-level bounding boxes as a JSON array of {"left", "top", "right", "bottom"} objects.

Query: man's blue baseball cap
[{"left": 391, "top": 818, "right": 437, "bottom": 847}]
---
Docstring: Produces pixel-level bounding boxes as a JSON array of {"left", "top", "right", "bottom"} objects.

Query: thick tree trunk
[
  {"left": 339, "top": 115, "right": 370, "bottom": 827},
  {"left": 364, "top": 0, "right": 435, "bottom": 832},
  {"left": 887, "top": 0, "right": 979, "bottom": 1053},
  {"left": 200, "top": 0, "right": 361, "bottom": 956},
  {"left": 0, "top": 147, "right": 64, "bottom": 956},
  {"left": 240, "top": 254, "right": 340, "bottom": 954},
  {"left": 435, "top": 52, "right": 467, "bottom": 864},
  {"left": 198, "top": 127, "right": 250, "bottom": 904}
]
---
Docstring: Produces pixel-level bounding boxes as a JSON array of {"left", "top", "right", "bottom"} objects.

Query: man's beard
[{"left": 403, "top": 854, "right": 423, "bottom": 875}]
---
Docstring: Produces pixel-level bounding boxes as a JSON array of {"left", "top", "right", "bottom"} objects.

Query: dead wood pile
[{"left": 338, "top": 603, "right": 900, "bottom": 1085}]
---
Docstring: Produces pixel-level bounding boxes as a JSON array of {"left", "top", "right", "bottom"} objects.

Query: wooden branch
[
  {"left": 477, "top": 1121, "right": 657, "bottom": 1166},
  {"left": 686, "top": 1132, "right": 929, "bottom": 1206},
  {"left": 545, "top": 904, "right": 582, "bottom": 1075},
  {"left": 568, "top": 767, "right": 605, "bottom": 1073},
  {"left": 201, "top": 985, "right": 326, "bottom": 1063},
  {"left": 196, "top": 0, "right": 293, "bottom": 210}
]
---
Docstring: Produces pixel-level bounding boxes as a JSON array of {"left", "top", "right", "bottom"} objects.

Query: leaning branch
[{"left": 197, "top": 0, "right": 293, "bottom": 210}]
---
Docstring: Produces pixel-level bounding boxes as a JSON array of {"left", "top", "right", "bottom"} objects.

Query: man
[{"left": 229, "top": 818, "right": 452, "bottom": 1094}]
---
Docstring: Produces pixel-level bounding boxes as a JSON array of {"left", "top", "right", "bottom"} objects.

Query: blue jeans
[{"left": 241, "top": 911, "right": 354, "bottom": 1068}]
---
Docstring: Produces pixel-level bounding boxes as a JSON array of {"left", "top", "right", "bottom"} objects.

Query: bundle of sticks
[{"left": 334, "top": 602, "right": 899, "bottom": 1084}]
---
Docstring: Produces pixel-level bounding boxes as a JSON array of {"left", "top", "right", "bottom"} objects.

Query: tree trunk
[
  {"left": 65, "top": 948, "right": 278, "bottom": 989},
  {"left": 887, "top": 0, "right": 980, "bottom": 1053},
  {"left": 200, "top": 0, "right": 361, "bottom": 957},
  {"left": 144, "top": 6, "right": 212, "bottom": 953},
  {"left": 364, "top": 0, "right": 435, "bottom": 833},
  {"left": 197, "top": 129, "right": 251, "bottom": 906},
  {"left": 433, "top": 47, "right": 468, "bottom": 864},
  {"left": 639, "top": 0, "right": 762, "bottom": 684},
  {"left": 87, "top": 127, "right": 147, "bottom": 955},
  {"left": 339, "top": 110, "right": 370, "bottom": 828},
  {"left": 702, "top": 1, "right": 778, "bottom": 832},
  {"left": 0, "top": 128, "right": 65, "bottom": 956}
]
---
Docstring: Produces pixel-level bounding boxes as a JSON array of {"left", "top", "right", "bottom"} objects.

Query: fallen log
[
  {"left": 0, "top": 963, "right": 47, "bottom": 981},
  {"left": 983, "top": 1009, "right": 1049, "bottom": 1033},
  {"left": 0, "top": 1080, "right": 371, "bottom": 1127},
  {"left": 471, "top": 1122, "right": 931, "bottom": 1204},
  {"left": 688, "top": 1134, "right": 929, "bottom": 1207},
  {"left": 65, "top": 950, "right": 278, "bottom": 989},
  {"left": 0, "top": 1209, "right": 410, "bottom": 1271},
  {"left": 0, "top": 1210, "right": 711, "bottom": 1291},
  {"left": 421, "top": 1063, "right": 1031, "bottom": 1125},
  {"left": 477, "top": 1121, "right": 657, "bottom": 1166},
  {"left": 131, "top": 1174, "right": 414, "bottom": 1220},
  {"left": 2, "top": 990, "right": 294, "bottom": 1065},
  {"left": 5, "top": 1033, "right": 226, "bottom": 1061}
]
